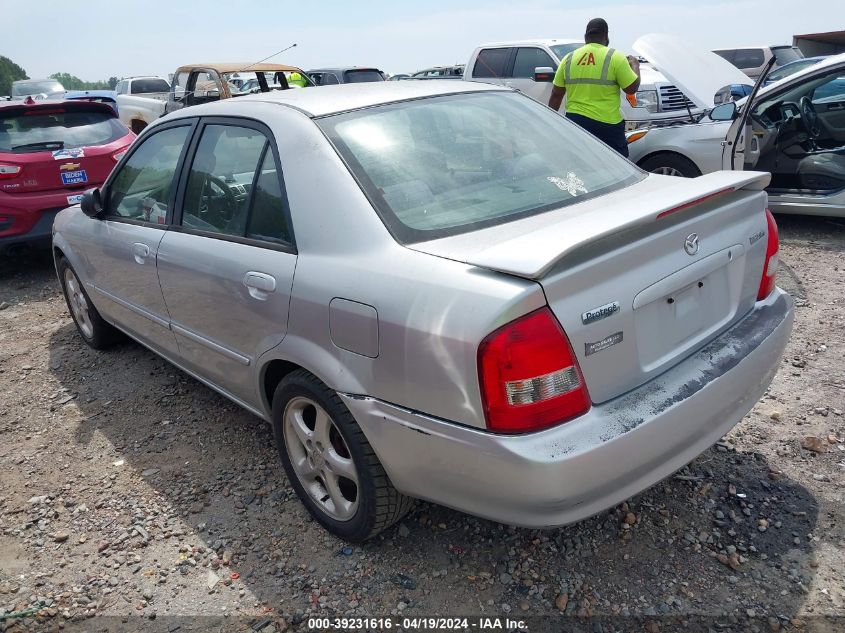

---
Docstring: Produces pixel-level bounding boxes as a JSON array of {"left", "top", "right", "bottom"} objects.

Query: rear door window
[
  {"left": 180, "top": 123, "right": 293, "bottom": 246},
  {"left": 473, "top": 48, "right": 511, "bottom": 78},
  {"left": 0, "top": 105, "right": 126, "bottom": 152},
  {"left": 512, "top": 47, "right": 556, "bottom": 78},
  {"left": 107, "top": 125, "right": 191, "bottom": 221}
]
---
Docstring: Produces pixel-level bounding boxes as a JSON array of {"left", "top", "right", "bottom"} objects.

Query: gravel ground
[{"left": 1, "top": 214, "right": 844, "bottom": 633}]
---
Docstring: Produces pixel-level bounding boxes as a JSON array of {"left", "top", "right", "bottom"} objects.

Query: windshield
[
  {"left": 343, "top": 70, "right": 385, "bottom": 83},
  {"left": 0, "top": 106, "right": 126, "bottom": 152},
  {"left": 318, "top": 92, "right": 642, "bottom": 242},
  {"left": 772, "top": 47, "right": 804, "bottom": 66},
  {"left": 550, "top": 43, "right": 582, "bottom": 60},
  {"left": 767, "top": 58, "right": 818, "bottom": 83},
  {"left": 12, "top": 81, "right": 64, "bottom": 96}
]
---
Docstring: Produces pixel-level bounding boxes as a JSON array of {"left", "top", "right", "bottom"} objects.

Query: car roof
[
  {"left": 12, "top": 78, "right": 61, "bottom": 84},
  {"left": 475, "top": 39, "right": 581, "bottom": 48},
  {"left": 168, "top": 80, "right": 508, "bottom": 118}
]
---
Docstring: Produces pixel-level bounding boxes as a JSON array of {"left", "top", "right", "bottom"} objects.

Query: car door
[
  {"left": 81, "top": 120, "right": 195, "bottom": 356},
  {"left": 507, "top": 46, "right": 557, "bottom": 104},
  {"left": 156, "top": 118, "right": 297, "bottom": 407},
  {"left": 722, "top": 56, "right": 777, "bottom": 170}
]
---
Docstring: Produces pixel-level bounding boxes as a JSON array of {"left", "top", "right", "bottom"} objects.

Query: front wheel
[
  {"left": 272, "top": 369, "right": 413, "bottom": 542},
  {"left": 640, "top": 153, "right": 702, "bottom": 178},
  {"left": 58, "top": 258, "right": 123, "bottom": 349}
]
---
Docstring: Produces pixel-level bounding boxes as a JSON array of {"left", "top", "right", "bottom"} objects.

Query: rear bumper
[
  {"left": 0, "top": 188, "right": 86, "bottom": 252},
  {"left": 341, "top": 289, "right": 793, "bottom": 528}
]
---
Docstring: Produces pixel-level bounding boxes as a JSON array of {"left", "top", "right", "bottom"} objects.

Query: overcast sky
[{"left": 3, "top": 0, "right": 841, "bottom": 79}]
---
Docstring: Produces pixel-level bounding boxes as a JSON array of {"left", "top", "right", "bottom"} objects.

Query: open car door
[{"left": 722, "top": 57, "right": 777, "bottom": 170}]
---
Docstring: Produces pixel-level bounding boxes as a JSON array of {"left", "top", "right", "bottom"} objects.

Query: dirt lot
[{"left": 1, "top": 215, "right": 844, "bottom": 633}]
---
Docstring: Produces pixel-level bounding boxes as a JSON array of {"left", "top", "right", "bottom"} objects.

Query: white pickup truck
[{"left": 114, "top": 76, "right": 171, "bottom": 134}]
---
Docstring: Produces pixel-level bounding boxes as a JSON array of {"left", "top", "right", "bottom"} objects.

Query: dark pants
[{"left": 566, "top": 112, "right": 629, "bottom": 158}]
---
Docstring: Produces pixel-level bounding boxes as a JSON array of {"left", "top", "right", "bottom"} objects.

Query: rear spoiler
[{"left": 409, "top": 171, "right": 771, "bottom": 280}]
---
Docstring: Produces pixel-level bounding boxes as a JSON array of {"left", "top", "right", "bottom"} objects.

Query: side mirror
[
  {"left": 534, "top": 66, "right": 555, "bottom": 83},
  {"left": 80, "top": 188, "right": 104, "bottom": 218},
  {"left": 205, "top": 89, "right": 220, "bottom": 98},
  {"left": 709, "top": 101, "right": 737, "bottom": 121}
]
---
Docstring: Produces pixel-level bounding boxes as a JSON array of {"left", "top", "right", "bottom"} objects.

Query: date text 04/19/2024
[{"left": 306, "top": 617, "right": 529, "bottom": 630}]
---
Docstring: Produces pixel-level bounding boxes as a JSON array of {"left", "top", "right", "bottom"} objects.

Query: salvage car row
[{"left": 1, "top": 31, "right": 837, "bottom": 542}]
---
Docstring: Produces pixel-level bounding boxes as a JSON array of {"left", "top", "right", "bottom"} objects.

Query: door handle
[
  {"left": 132, "top": 242, "right": 150, "bottom": 265},
  {"left": 243, "top": 271, "right": 276, "bottom": 300}
]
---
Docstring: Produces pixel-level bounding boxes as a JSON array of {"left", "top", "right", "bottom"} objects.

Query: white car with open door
[{"left": 628, "top": 46, "right": 845, "bottom": 217}]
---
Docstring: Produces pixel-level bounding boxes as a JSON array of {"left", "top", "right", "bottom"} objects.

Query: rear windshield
[
  {"left": 131, "top": 78, "right": 170, "bottom": 94},
  {"left": 772, "top": 46, "right": 804, "bottom": 65},
  {"left": 12, "top": 81, "right": 64, "bottom": 96},
  {"left": 0, "top": 107, "right": 127, "bottom": 152},
  {"left": 343, "top": 70, "right": 385, "bottom": 83},
  {"left": 318, "top": 91, "right": 642, "bottom": 243}
]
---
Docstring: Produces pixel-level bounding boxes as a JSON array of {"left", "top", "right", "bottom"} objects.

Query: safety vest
[{"left": 554, "top": 43, "right": 633, "bottom": 125}]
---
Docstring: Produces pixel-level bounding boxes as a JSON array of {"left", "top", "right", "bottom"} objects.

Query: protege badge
[{"left": 581, "top": 301, "right": 620, "bottom": 325}]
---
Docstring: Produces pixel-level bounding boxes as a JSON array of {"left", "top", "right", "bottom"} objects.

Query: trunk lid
[
  {"left": 409, "top": 170, "right": 773, "bottom": 403},
  {"left": 632, "top": 34, "right": 753, "bottom": 109},
  {"left": 0, "top": 101, "right": 133, "bottom": 196}
]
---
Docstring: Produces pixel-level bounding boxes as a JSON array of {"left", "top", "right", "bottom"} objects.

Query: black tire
[
  {"left": 640, "top": 153, "right": 702, "bottom": 178},
  {"left": 271, "top": 369, "right": 413, "bottom": 542},
  {"left": 57, "top": 257, "right": 124, "bottom": 350}
]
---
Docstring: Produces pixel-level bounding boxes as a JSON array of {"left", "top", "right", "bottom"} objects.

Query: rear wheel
[
  {"left": 58, "top": 258, "right": 123, "bottom": 349},
  {"left": 272, "top": 369, "right": 413, "bottom": 542},
  {"left": 640, "top": 153, "right": 702, "bottom": 178}
]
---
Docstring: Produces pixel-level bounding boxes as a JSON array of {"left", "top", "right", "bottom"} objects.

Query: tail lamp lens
[
  {"left": 757, "top": 209, "right": 779, "bottom": 301},
  {"left": 478, "top": 307, "right": 590, "bottom": 434},
  {"left": 0, "top": 164, "right": 22, "bottom": 179}
]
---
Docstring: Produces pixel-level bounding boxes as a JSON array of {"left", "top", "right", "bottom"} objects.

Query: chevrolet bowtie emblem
[{"left": 60, "top": 162, "right": 81, "bottom": 171}]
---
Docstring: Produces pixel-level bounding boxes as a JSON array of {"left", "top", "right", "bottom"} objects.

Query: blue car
[{"left": 63, "top": 90, "right": 119, "bottom": 115}]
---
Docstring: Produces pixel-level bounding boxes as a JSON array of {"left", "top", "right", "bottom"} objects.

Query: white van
[
  {"left": 712, "top": 45, "right": 804, "bottom": 79},
  {"left": 464, "top": 39, "right": 705, "bottom": 127}
]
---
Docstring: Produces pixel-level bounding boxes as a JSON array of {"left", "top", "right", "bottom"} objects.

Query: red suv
[{"left": 0, "top": 99, "right": 135, "bottom": 255}]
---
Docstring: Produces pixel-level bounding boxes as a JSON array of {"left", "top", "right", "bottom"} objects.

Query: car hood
[{"left": 632, "top": 33, "right": 752, "bottom": 108}]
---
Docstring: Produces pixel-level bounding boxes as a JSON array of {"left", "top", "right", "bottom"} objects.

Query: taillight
[
  {"left": 112, "top": 148, "right": 129, "bottom": 162},
  {"left": 478, "top": 307, "right": 590, "bottom": 433},
  {"left": 0, "top": 164, "right": 22, "bottom": 180},
  {"left": 757, "top": 208, "right": 779, "bottom": 301}
]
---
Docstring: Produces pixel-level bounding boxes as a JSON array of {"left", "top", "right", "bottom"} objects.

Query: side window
[
  {"left": 323, "top": 73, "right": 340, "bottom": 85},
  {"left": 308, "top": 73, "right": 323, "bottom": 86},
  {"left": 473, "top": 48, "right": 511, "bottom": 78},
  {"left": 512, "top": 47, "right": 555, "bottom": 78},
  {"left": 813, "top": 75, "right": 845, "bottom": 103},
  {"left": 107, "top": 126, "right": 191, "bottom": 221},
  {"left": 733, "top": 49, "right": 765, "bottom": 70},
  {"left": 181, "top": 124, "right": 279, "bottom": 241},
  {"left": 246, "top": 150, "right": 291, "bottom": 244}
]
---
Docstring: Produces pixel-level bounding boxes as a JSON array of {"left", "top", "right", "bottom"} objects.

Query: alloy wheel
[
  {"left": 653, "top": 166, "right": 684, "bottom": 177},
  {"left": 63, "top": 268, "right": 94, "bottom": 339},
  {"left": 283, "top": 396, "right": 359, "bottom": 521}
]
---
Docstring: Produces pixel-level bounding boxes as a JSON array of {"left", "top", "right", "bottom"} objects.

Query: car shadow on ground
[{"left": 44, "top": 319, "right": 829, "bottom": 626}]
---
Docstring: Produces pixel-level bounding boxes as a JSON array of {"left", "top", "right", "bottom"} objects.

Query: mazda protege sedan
[{"left": 53, "top": 81, "right": 793, "bottom": 542}]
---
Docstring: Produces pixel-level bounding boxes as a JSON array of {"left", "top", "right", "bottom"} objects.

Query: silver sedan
[{"left": 53, "top": 81, "right": 793, "bottom": 541}]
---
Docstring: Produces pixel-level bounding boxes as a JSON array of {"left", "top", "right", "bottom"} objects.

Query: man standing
[{"left": 548, "top": 18, "right": 641, "bottom": 156}]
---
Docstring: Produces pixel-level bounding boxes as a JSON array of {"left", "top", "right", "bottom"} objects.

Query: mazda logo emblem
[{"left": 684, "top": 233, "right": 699, "bottom": 256}]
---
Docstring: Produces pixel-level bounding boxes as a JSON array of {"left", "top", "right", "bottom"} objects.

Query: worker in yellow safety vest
[
  {"left": 288, "top": 72, "right": 308, "bottom": 88},
  {"left": 548, "top": 18, "right": 641, "bottom": 156}
]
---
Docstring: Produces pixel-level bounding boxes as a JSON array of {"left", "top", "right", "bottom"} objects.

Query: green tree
[
  {"left": 0, "top": 56, "right": 28, "bottom": 95},
  {"left": 49, "top": 72, "right": 111, "bottom": 91},
  {"left": 107, "top": 76, "right": 118, "bottom": 90}
]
